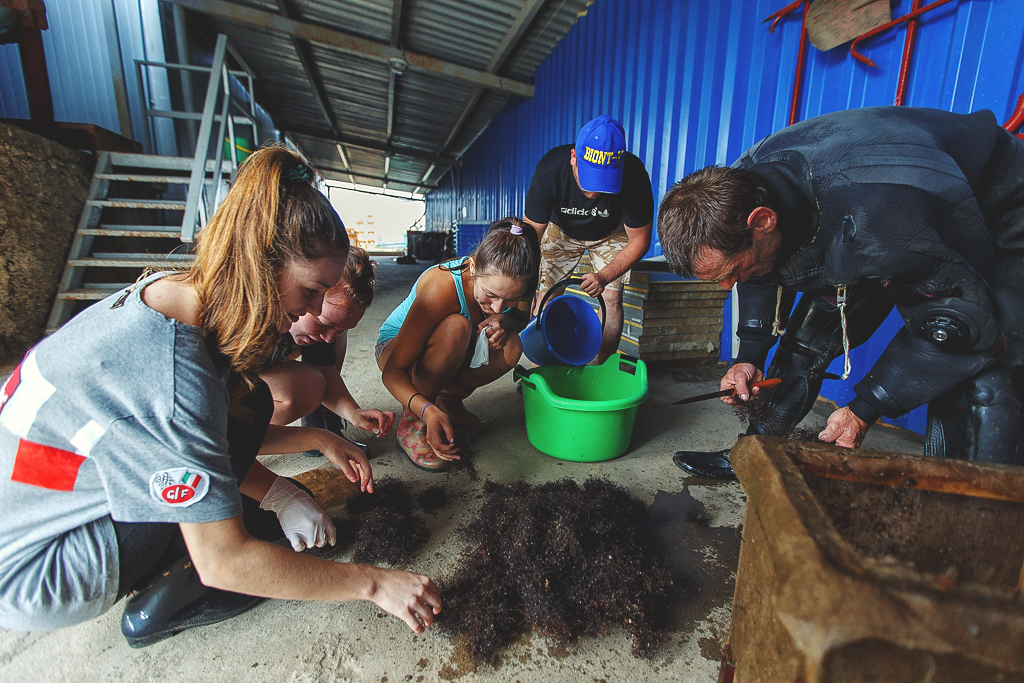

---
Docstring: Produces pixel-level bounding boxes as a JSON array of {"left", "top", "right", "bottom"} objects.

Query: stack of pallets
[{"left": 566, "top": 258, "right": 728, "bottom": 364}]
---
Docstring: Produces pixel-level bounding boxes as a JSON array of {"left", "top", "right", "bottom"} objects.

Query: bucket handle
[
  {"left": 617, "top": 353, "right": 640, "bottom": 375},
  {"left": 513, "top": 364, "right": 537, "bottom": 391},
  {"left": 532, "top": 276, "right": 607, "bottom": 332}
]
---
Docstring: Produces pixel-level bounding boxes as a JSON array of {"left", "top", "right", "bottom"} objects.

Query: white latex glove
[{"left": 259, "top": 477, "right": 337, "bottom": 552}]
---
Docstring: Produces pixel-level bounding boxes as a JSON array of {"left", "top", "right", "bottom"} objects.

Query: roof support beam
[
  {"left": 390, "top": 0, "right": 403, "bottom": 48},
  {"left": 318, "top": 165, "right": 436, "bottom": 191},
  {"left": 286, "top": 125, "right": 456, "bottom": 166},
  {"left": 335, "top": 143, "right": 356, "bottom": 186},
  {"left": 166, "top": 0, "right": 534, "bottom": 98},
  {"left": 420, "top": 0, "right": 545, "bottom": 187},
  {"left": 385, "top": 0, "right": 403, "bottom": 146},
  {"left": 276, "top": 0, "right": 339, "bottom": 138}
]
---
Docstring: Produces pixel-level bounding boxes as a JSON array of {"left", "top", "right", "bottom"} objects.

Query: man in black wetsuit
[{"left": 657, "top": 106, "right": 1024, "bottom": 479}]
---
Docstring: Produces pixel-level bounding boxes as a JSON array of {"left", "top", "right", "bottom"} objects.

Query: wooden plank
[
  {"left": 645, "top": 290, "right": 729, "bottom": 302},
  {"left": 632, "top": 300, "right": 730, "bottom": 314},
  {"left": 626, "top": 323, "right": 723, "bottom": 337},
  {"left": 292, "top": 466, "right": 362, "bottom": 509},
  {"left": 630, "top": 340, "right": 720, "bottom": 353},
  {"left": 790, "top": 447, "right": 1024, "bottom": 504},
  {"left": 635, "top": 350, "right": 720, "bottom": 361},
  {"left": 626, "top": 314, "right": 724, "bottom": 327}
]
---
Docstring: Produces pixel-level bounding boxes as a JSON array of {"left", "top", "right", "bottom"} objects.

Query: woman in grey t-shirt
[{"left": 0, "top": 147, "right": 441, "bottom": 647}]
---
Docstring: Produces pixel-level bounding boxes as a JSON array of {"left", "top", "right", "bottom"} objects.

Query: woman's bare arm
[{"left": 180, "top": 517, "right": 440, "bottom": 632}]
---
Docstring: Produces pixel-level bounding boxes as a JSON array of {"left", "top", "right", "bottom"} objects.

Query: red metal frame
[
  {"left": 762, "top": 0, "right": 810, "bottom": 126},
  {"left": 1002, "top": 91, "right": 1024, "bottom": 139},
  {"left": 763, "top": 0, "right": 802, "bottom": 34},
  {"left": 849, "top": 0, "right": 956, "bottom": 68},
  {"left": 894, "top": 0, "right": 923, "bottom": 105},
  {"left": 764, "top": 0, "right": 1024, "bottom": 147}
]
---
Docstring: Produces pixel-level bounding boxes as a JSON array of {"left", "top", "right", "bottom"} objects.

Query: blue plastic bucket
[{"left": 520, "top": 277, "right": 605, "bottom": 366}]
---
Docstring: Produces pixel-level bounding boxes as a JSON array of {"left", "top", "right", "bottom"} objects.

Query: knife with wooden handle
[{"left": 670, "top": 377, "right": 783, "bottom": 405}]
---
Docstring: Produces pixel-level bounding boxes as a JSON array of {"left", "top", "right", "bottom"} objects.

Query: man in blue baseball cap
[{"left": 524, "top": 114, "right": 655, "bottom": 363}]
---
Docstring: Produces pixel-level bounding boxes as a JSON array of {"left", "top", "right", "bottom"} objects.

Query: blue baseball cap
[{"left": 574, "top": 115, "right": 626, "bottom": 193}]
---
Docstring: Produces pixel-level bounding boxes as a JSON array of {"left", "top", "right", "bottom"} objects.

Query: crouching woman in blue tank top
[
  {"left": 0, "top": 147, "right": 440, "bottom": 647},
  {"left": 376, "top": 218, "right": 540, "bottom": 470}
]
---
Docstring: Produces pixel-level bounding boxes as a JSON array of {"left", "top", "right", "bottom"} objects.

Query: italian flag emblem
[{"left": 181, "top": 471, "right": 202, "bottom": 488}]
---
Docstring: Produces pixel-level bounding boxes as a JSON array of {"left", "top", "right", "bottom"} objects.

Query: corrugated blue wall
[
  {"left": 0, "top": 0, "right": 278, "bottom": 154},
  {"left": 0, "top": 0, "right": 167, "bottom": 147},
  {"left": 428, "top": 0, "right": 1024, "bottom": 433}
]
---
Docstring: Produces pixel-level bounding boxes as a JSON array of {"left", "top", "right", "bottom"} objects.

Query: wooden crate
[
  {"left": 568, "top": 259, "right": 728, "bottom": 364},
  {"left": 727, "top": 436, "right": 1024, "bottom": 682}
]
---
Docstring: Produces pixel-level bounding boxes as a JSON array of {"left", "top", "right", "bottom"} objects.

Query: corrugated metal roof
[{"left": 166, "top": 0, "right": 591, "bottom": 194}]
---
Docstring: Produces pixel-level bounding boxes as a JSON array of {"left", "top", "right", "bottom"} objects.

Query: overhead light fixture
[{"left": 388, "top": 55, "right": 408, "bottom": 75}]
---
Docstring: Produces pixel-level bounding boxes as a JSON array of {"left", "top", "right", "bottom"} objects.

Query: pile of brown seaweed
[
  {"left": 343, "top": 476, "right": 429, "bottom": 565},
  {"left": 436, "top": 478, "right": 672, "bottom": 666}
]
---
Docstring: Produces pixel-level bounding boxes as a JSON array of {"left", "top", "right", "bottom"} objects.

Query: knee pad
[{"left": 925, "top": 367, "right": 1023, "bottom": 465}]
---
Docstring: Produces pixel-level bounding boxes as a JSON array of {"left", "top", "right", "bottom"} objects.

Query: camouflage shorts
[{"left": 538, "top": 222, "right": 630, "bottom": 294}]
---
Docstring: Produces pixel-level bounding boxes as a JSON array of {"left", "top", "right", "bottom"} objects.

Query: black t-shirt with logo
[{"left": 525, "top": 144, "right": 654, "bottom": 241}]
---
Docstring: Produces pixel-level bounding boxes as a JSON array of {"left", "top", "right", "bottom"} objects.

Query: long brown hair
[{"left": 188, "top": 145, "right": 348, "bottom": 394}]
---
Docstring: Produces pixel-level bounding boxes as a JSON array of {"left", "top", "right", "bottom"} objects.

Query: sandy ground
[{"left": 0, "top": 258, "right": 924, "bottom": 682}]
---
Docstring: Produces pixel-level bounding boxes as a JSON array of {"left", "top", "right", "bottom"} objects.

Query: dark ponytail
[{"left": 468, "top": 217, "right": 541, "bottom": 296}]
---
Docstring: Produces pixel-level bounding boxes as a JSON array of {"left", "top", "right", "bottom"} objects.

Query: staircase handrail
[
  {"left": 181, "top": 34, "right": 227, "bottom": 243},
  {"left": 134, "top": 34, "right": 258, "bottom": 242}
]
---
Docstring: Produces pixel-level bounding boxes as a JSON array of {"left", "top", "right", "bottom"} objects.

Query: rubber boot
[
  {"left": 672, "top": 446, "right": 738, "bottom": 481},
  {"left": 121, "top": 555, "right": 265, "bottom": 648}
]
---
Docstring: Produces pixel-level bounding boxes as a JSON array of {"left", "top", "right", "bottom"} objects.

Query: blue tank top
[{"left": 377, "top": 258, "right": 472, "bottom": 344}]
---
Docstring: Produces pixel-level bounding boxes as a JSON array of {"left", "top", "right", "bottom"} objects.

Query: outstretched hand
[
  {"left": 818, "top": 407, "right": 869, "bottom": 448},
  {"left": 319, "top": 433, "right": 375, "bottom": 492},
  {"left": 720, "top": 363, "right": 764, "bottom": 405},
  {"left": 259, "top": 477, "right": 337, "bottom": 552},
  {"left": 348, "top": 408, "right": 396, "bottom": 437},
  {"left": 369, "top": 567, "right": 442, "bottom": 633}
]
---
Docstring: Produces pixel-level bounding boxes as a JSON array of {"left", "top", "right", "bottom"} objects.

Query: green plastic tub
[{"left": 514, "top": 354, "right": 648, "bottom": 462}]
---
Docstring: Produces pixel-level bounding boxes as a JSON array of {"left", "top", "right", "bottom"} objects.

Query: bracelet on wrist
[
  {"left": 420, "top": 402, "right": 433, "bottom": 421},
  {"left": 407, "top": 391, "right": 425, "bottom": 414}
]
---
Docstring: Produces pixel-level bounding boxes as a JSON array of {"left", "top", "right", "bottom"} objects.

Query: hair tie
[
  {"left": 282, "top": 162, "right": 313, "bottom": 188},
  {"left": 510, "top": 224, "right": 523, "bottom": 236}
]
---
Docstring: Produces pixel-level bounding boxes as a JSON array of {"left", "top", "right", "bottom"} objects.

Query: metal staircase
[
  {"left": 47, "top": 34, "right": 257, "bottom": 332},
  {"left": 45, "top": 153, "right": 234, "bottom": 332}
]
